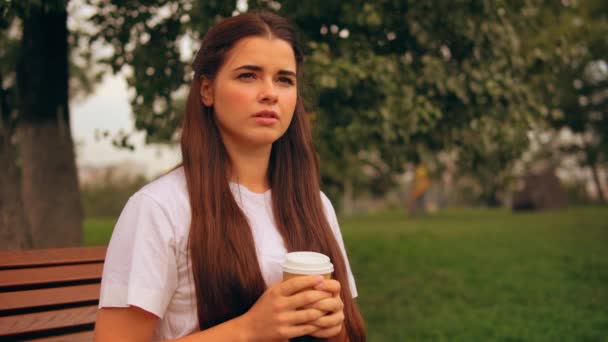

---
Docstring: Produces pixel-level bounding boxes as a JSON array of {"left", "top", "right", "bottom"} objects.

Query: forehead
[{"left": 221, "top": 36, "right": 296, "bottom": 72}]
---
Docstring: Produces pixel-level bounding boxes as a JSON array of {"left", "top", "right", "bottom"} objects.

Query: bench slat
[
  {"left": 0, "top": 264, "right": 104, "bottom": 288},
  {"left": 0, "top": 305, "right": 97, "bottom": 335},
  {"left": 0, "top": 247, "right": 106, "bottom": 269},
  {"left": 27, "top": 331, "right": 95, "bottom": 341},
  {"left": 0, "top": 284, "right": 101, "bottom": 311}
]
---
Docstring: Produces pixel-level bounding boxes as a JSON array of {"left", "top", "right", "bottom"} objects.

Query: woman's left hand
[{"left": 305, "top": 279, "right": 345, "bottom": 338}]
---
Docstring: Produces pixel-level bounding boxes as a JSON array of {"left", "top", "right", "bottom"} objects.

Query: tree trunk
[
  {"left": 0, "top": 78, "right": 32, "bottom": 250},
  {"left": 590, "top": 163, "right": 606, "bottom": 204},
  {"left": 0, "top": 136, "right": 32, "bottom": 250},
  {"left": 17, "top": 3, "right": 83, "bottom": 248}
]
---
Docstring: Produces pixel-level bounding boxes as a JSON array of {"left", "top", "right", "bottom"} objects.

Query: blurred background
[{"left": 1, "top": 0, "right": 607, "bottom": 340}]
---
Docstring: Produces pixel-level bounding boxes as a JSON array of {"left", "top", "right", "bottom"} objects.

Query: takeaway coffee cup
[{"left": 282, "top": 251, "right": 333, "bottom": 280}]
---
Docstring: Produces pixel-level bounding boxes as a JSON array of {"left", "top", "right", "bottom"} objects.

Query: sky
[{"left": 70, "top": 74, "right": 181, "bottom": 178}]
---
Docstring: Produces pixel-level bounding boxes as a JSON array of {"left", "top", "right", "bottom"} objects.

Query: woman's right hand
[{"left": 239, "top": 275, "right": 333, "bottom": 341}]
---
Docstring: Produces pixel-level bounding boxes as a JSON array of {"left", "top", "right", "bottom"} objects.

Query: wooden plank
[
  {"left": 0, "top": 264, "right": 103, "bottom": 288},
  {"left": 0, "top": 305, "right": 97, "bottom": 335},
  {"left": 0, "top": 247, "right": 106, "bottom": 269},
  {"left": 0, "top": 284, "right": 101, "bottom": 311},
  {"left": 27, "top": 331, "right": 95, "bottom": 342}
]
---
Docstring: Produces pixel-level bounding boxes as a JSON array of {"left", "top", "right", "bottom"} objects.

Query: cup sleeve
[
  {"left": 98, "top": 192, "right": 178, "bottom": 318},
  {"left": 321, "top": 192, "right": 358, "bottom": 298}
]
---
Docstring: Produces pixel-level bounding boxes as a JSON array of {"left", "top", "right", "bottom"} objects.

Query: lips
[
  {"left": 253, "top": 110, "right": 279, "bottom": 119},
  {"left": 252, "top": 110, "right": 279, "bottom": 125}
]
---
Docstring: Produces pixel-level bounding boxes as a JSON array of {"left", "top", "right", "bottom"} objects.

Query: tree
[
  {"left": 276, "top": 0, "right": 544, "bottom": 206},
  {"left": 0, "top": 0, "right": 86, "bottom": 249},
  {"left": 86, "top": 1, "right": 549, "bottom": 210},
  {"left": 86, "top": 1, "right": 237, "bottom": 146},
  {"left": 0, "top": 12, "right": 31, "bottom": 249},
  {"left": 525, "top": 0, "right": 608, "bottom": 203}
]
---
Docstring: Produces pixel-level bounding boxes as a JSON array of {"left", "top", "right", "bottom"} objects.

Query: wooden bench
[{"left": 0, "top": 246, "right": 106, "bottom": 341}]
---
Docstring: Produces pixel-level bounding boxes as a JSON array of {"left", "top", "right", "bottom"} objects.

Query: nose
[{"left": 257, "top": 77, "right": 278, "bottom": 105}]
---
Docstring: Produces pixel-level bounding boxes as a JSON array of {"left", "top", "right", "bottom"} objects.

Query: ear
[{"left": 199, "top": 77, "right": 214, "bottom": 107}]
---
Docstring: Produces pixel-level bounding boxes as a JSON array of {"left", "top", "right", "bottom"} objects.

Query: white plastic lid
[{"left": 281, "top": 251, "right": 334, "bottom": 275}]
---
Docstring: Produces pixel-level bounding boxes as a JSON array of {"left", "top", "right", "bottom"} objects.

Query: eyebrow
[{"left": 234, "top": 65, "right": 296, "bottom": 77}]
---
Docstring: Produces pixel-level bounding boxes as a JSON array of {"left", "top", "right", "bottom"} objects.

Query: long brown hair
[{"left": 181, "top": 11, "right": 365, "bottom": 341}]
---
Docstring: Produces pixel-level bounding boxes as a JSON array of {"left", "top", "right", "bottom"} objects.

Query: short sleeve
[
  {"left": 99, "top": 192, "right": 178, "bottom": 318},
  {"left": 321, "top": 193, "right": 358, "bottom": 298}
]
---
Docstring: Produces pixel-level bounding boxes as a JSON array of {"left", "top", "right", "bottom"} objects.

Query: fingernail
[
  {"left": 315, "top": 275, "right": 323, "bottom": 282},
  {"left": 314, "top": 282, "right": 324, "bottom": 290}
]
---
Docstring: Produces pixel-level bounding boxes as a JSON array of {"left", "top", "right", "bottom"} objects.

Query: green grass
[
  {"left": 84, "top": 206, "right": 608, "bottom": 341},
  {"left": 342, "top": 206, "right": 608, "bottom": 341},
  {"left": 83, "top": 217, "right": 116, "bottom": 246}
]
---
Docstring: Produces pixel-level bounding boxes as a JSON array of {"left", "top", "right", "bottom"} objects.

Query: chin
[
  {"left": 248, "top": 129, "right": 288, "bottom": 145},
  {"left": 247, "top": 134, "right": 283, "bottom": 147}
]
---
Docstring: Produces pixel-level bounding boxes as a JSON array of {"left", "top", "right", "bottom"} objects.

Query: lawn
[{"left": 84, "top": 206, "right": 608, "bottom": 341}]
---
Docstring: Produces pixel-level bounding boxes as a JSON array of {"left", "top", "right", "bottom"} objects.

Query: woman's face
[{"left": 200, "top": 36, "right": 298, "bottom": 149}]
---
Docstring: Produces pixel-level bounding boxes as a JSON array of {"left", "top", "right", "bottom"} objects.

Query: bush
[{"left": 81, "top": 170, "right": 149, "bottom": 217}]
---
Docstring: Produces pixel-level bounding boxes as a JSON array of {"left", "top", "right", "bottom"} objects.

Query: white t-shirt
[{"left": 99, "top": 167, "right": 358, "bottom": 341}]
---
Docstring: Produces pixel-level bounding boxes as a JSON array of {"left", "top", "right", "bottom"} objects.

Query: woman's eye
[
  {"left": 278, "top": 77, "right": 295, "bottom": 86},
  {"left": 238, "top": 73, "right": 256, "bottom": 80}
]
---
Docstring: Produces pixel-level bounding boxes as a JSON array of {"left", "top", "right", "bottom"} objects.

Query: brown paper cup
[
  {"left": 283, "top": 272, "right": 332, "bottom": 281},
  {"left": 281, "top": 251, "right": 334, "bottom": 281}
]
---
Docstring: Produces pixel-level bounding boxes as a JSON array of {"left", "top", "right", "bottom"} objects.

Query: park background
[{"left": 1, "top": 0, "right": 607, "bottom": 340}]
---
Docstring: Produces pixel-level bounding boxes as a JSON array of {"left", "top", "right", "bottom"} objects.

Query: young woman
[{"left": 94, "top": 11, "right": 366, "bottom": 342}]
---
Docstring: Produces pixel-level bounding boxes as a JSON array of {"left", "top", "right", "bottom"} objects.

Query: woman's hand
[
  {"left": 307, "top": 279, "right": 345, "bottom": 339},
  {"left": 239, "top": 275, "right": 333, "bottom": 341}
]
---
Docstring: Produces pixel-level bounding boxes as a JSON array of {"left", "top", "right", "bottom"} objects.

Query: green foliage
[
  {"left": 2, "top": 1, "right": 604, "bottom": 206},
  {"left": 270, "top": 1, "right": 549, "bottom": 204},
  {"left": 85, "top": 206, "right": 608, "bottom": 340},
  {"left": 277, "top": 1, "right": 540, "bottom": 157},
  {"left": 528, "top": 0, "right": 608, "bottom": 165},
  {"left": 82, "top": 1, "right": 605, "bottom": 203},
  {"left": 81, "top": 171, "right": 149, "bottom": 217},
  {"left": 85, "top": 0, "right": 236, "bottom": 144}
]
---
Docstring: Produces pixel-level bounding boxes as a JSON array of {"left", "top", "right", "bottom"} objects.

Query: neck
[{"left": 223, "top": 140, "right": 272, "bottom": 194}]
